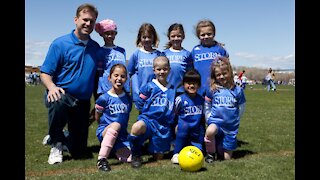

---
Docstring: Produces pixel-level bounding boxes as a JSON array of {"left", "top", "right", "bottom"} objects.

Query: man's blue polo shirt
[{"left": 40, "top": 29, "right": 101, "bottom": 100}]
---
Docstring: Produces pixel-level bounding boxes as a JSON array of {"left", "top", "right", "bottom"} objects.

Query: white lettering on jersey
[
  {"left": 194, "top": 52, "right": 219, "bottom": 62},
  {"left": 184, "top": 105, "right": 203, "bottom": 116},
  {"left": 109, "top": 103, "right": 129, "bottom": 114},
  {"left": 151, "top": 95, "right": 174, "bottom": 110},
  {"left": 105, "top": 53, "right": 125, "bottom": 62},
  {"left": 214, "top": 96, "right": 236, "bottom": 107},
  {"left": 167, "top": 55, "right": 184, "bottom": 64},
  {"left": 138, "top": 59, "right": 153, "bottom": 67}
]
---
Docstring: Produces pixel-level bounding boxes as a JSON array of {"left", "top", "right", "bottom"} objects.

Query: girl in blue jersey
[
  {"left": 128, "top": 56, "right": 176, "bottom": 168},
  {"left": 127, "top": 23, "right": 163, "bottom": 108},
  {"left": 95, "top": 64, "right": 132, "bottom": 171},
  {"left": 163, "top": 23, "right": 193, "bottom": 94},
  {"left": 191, "top": 19, "right": 229, "bottom": 97},
  {"left": 204, "top": 60, "right": 246, "bottom": 163},
  {"left": 90, "top": 19, "right": 130, "bottom": 125},
  {"left": 95, "top": 19, "right": 130, "bottom": 95},
  {"left": 170, "top": 69, "right": 205, "bottom": 164}
]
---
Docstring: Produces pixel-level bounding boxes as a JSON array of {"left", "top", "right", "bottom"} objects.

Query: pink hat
[{"left": 95, "top": 19, "right": 117, "bottom": 34}]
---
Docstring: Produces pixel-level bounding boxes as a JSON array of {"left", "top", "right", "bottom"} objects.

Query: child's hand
[{"left": 219, "top": 56, "right": 229, "bottom": 63}]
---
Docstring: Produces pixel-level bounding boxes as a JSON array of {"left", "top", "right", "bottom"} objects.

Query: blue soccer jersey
[
  {"left": 127, "top": 48, "right": 163, "bottom": 103},
  {"left": 191, "top": 44, "right": 229, "bottom": 96},
  {"left": 205, "top": 85, "right": 246, "bottom": 140},
  {"left": 96, "top": 46, "right": 130, "bottom": 94},
  {"left": 95, "top": 90, "right": 132, "bottom": 142},
  {"left": 40, "top": 29, "right": 101, "bottom": 100},
  {"left": 175, "top": 93, "right": 204, "bottom": 128},
  {"left": 174, "top": 93, "right": 205, "bottom": 152},
  {"left": 137, "top": 79, "right": 176, "bottom": 127},
  {"left": 163, "top": 48, "right": 193, "bottom": 90},
  {"left": 134, "top": 79, "right": 176, "bottom": 153}
]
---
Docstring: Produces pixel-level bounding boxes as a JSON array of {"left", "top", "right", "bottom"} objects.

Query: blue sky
[{"left": 25, "top": 0, "right": 295, "bottom": 70}]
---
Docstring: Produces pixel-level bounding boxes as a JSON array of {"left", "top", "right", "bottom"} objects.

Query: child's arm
[
  {"left": 95, "top": 110, "right": 102, "bottom": 124},
  {"left": 204, "top": 96, "right": 212, "bottom": 121},
  {"left": 136, "top": 84, "right": 151, "bottom": 111},
  {"left": 238, "top": 87, "right": 246, "bottom": 118},
  {"left": 127, "top": 51, "right": 137, "bottom": 78},
  {"left": 239, "top": 103, "right": 246, "bottom": 118},
  {"left": 95, "top": 95, "right": 107, "bottom": 124}
]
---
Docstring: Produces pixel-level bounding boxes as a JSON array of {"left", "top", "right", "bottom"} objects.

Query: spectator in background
[
  {"left": 238, "top": 70, "right": 245, "bottom": 82},
  {"left": 241, "top": 74, "right": 247, "bottom": 89},
  {"left": 233, "top": 72, "right": 241, "bottom": 86},
  {"left": 265, "top": 68, "right": 276, "bottom": 91}
]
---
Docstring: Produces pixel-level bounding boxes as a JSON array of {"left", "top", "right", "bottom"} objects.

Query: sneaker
[
  {"left": 43, "top": 131, "right": 69, "bottom": 152},
  {"left": 171, "top": 153, "right": 179, "bottom": 164},
  {"left": 131, "top": 156, "right": 142, "bottom": 168},
  {"left": 48, "top": 142, "right": 63, "bottom": 164},
  {"left": 42, "top": 135, "right": 51, "bottom": 145},
  {"left": 205, "top": 153, "right": 216, "bottom": 163},
  {"left": 96, "top": 158, "right": 111, "bottom": 172}
]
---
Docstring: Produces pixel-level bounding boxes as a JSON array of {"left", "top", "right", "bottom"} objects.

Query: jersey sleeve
[
  {"left": 174, "top": 95, "right": 182, "bottom": 114},
  {"left": 95, "top": 94, "right": 108, "bottom": 113},
  {"left": 237, "top": 87, "right": 246, "bottom": 105},
  {"left": 136, "top": 83, "right": 152, "bottom": 111},
  {"left": 127, "top": 50, "right": 138, "bottom": 77},
  {"left": 185, "top": 51, "right": 194, "bottom": 70}
]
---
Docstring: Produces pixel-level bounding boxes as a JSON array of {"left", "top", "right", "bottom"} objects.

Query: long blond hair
[{"left": 209, "top": 59, "right": 235, "bottom": 91}]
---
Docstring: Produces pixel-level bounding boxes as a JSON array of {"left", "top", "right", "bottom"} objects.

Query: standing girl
[
  {"left": 127, "top": 23, "right": 163, "bottom": 108},
  {"left": 163, "top": 23, "right": 193, "bottom": 93},
  {"left": 89, "top": 19, "right": 130, "bottom": 125},
  {"left": 95, "top": 19, "right": 130, "bottom": 96},
  {"left": 203, "top": 60, "right": 246, "bottom": 163},
  {"left": 95, "top": 64, "right": 132, "bottom": 171},
  {"left": 191, "top": 19, "right": 229, "bottom": 97}
]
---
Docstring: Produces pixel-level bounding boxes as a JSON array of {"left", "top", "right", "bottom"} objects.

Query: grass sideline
[{"left": 25, "top": 84, "right": 295, "bottom": 179}]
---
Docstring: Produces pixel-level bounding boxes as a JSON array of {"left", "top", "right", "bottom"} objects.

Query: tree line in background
[
  {"left": 25, "top": 65, "right": 295, "bottom": 85},
  {"left": 232, "top": 66, "right": 295, "bottom": 84}
]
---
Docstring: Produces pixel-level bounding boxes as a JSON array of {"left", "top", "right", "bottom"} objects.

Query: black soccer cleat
[
  {"left": 205, "top": 153, "right": 216, "bottom": 163},
  {"left": 97, "top": 158, "right": 111, "bottom": 172},
  {"left": 131, "top": 156, "right": 142, "bottom": 168}
]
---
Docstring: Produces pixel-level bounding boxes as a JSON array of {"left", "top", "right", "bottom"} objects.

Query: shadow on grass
[
  {"left": 232, "top": 149, "right": 255, "bottom": 159},
  {"left": 233, "top": 139, "right": 255, "bottom": 159},
  {"left": 88, "top": 144, "right": 100, "bottom": 153},
  {"left": 63, "top": 146, "right": 99, "bottom": 162},
  {"left": 84, "top": 139, "right": 255, "bottom": 164}
]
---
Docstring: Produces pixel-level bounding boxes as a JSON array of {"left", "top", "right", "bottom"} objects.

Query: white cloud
[
  {"left": 25, "top": 40, "right": 51, "bottom": 66},
  {"left": 234, "top": 52, "right": 295, "bottom": 69}
]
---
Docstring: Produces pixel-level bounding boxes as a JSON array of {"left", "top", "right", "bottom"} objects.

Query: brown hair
[
  {"left": 76, "top": 3, "right": 98, "bottom": 18},
  {"left": 136, "top": 23, "right": 159, "bottom": 48},
  {"left": 164, "top": 23, "right": 185, "bottom": 49},
  {"left": 183, "top": 69, "right": 201, "bottom": 87},
  {"left": 109, "top": 64, "right": 127, "bottom": 77},
  {"left": 195, "top": 19, "right": 215, "bottom": 38}
]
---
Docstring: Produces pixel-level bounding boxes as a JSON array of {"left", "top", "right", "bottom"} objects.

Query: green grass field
[{"left": 25, "top": 84, "right": 295, "bottom": 179}]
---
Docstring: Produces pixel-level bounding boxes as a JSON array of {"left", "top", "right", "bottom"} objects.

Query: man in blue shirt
[{"left": 40, "top": 3, "right": 101, "bottom": 165}]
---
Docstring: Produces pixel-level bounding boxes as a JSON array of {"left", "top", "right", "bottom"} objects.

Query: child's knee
[{"left": 131, "top": 120, "right": 146, "bottom": 135}]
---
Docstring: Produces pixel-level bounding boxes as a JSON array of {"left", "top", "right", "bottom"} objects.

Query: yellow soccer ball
[{"left": 178, "top": 146, "right": 204, "bottom": 172}]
